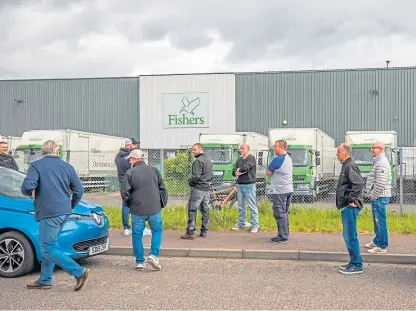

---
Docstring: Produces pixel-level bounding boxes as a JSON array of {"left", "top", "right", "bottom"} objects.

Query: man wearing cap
[
  {"left": 121, "top": 149, "right": 168, "bottom": 271},
  {"left": 114, "top": 138, "right": 138, "bottom": 235}
]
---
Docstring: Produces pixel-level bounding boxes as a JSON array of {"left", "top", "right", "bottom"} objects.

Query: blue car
[{"left": 0, "top": 166, "right": 110, "bottom": 278}]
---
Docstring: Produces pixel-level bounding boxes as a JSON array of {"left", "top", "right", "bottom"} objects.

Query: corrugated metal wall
[
  {"left": 0, "top": 77, "right": 140, "bottom": 140},
  {"left": 140, "top": 74, "right": 235, "bottom": 149},
  {"left": 235, "top": 67, "right": 416, "bottom": 146}
]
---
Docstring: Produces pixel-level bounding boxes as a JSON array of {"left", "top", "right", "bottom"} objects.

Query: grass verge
[{"left": 103, "top": 200, "right": 416, "bottom": 234}]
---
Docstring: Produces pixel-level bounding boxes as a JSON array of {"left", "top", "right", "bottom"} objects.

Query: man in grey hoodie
[{"left": 114, "top": 138, "right": 138, "bottom": 235}]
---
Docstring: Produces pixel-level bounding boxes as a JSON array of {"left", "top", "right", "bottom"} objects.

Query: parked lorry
[
  {"left": 345, "top": 130, "right": 398, "bottom": 198},
  {"left": 199, "top": 132, "right": 269, "bottom": 190},
  {"left": 15, "top": 129, "right": 128, "bottom": 190},
  {"left": 267, "top": 128, "right": 337, "bottom": 201},
  {"left": 0, "top": 135, "right": 21, "bottom": 154}
]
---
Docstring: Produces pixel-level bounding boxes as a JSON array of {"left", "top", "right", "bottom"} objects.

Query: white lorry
[
  {"left": 199, "top": 132, "right": 269, "bottom": 190},
  {"left": 15, "top": 129, "right": 129, "bottom": 190},
  {"left": 345, "top": 131, "right": 398, "bottom": 198},
  {"left": 267, "top": 128, "right": 337, "bottom": 201}
]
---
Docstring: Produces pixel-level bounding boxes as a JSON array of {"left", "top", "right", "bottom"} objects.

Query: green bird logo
[{"left": 179, "top": 96, "right": 200, "bottom": 115}]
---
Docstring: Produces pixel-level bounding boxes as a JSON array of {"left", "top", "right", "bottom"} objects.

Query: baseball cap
[
  {"left": 125, "top": 137, "right": 139, "bottom": 145},
  {"left": 125, "top": 149, "right": 144, "bottom": 159}
]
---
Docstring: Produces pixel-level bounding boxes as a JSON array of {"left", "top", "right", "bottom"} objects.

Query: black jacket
[
  {"left": 114, "top": 148, "right": 131, "bottom": 184},
  {"left": 121, "top": 162, "right": 168, "bottom": 216},
  {"left": 336, "top": 157, "right": 365, "bottom": 209},
  {"left": 189, "top": 153, "right": 213, "bottom": 191},
  {"left": 232, "top": 154, "right": 257, "bottom": 184},
  {"left": 0, "top": 153, "right": 18, "bottom": 171}
]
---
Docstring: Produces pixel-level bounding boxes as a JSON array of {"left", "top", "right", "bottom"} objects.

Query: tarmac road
[{"left": 1, "top": 256, "right": 416, "bottom": 310}]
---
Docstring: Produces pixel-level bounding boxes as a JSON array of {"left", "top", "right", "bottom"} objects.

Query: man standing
[
  {"left": 181, "top": 143, "right": 213, "bottom": 240},
  {"left": 364, "top": 141, "right": 392, "bottom": 254},
  {"left": 121, "top": 149, "right": 168, "bottom": 271},
  {"left": 0, "top": 141, "right": 19, "bottom": 170},
  {"left": 21, "top": 140, "right": 89, "bottom": 291},
  {"left": 266, "top": 140, "right": 294, "bottom": 243},
  {"left": 231, "top": 144, "right": 259, "bottom": 233},
  {"left": 114, "top": 138, "right": 138, "bottom": 236},
  {"left": 336, "top": 143, "right": 365, "bottom": 275}
]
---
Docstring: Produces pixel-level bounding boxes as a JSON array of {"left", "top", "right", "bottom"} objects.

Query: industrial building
[{"left": 1, "top": 66, "right": 415, "bottom": 148}]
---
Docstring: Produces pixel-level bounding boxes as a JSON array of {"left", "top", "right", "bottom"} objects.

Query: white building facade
[{"left": 139, "top": 73, "right": 236, "bottom": 149}]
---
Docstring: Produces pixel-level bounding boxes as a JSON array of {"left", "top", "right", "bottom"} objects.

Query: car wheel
[{"left": 0, "top": 231, "right": 35, "bottom": 278}]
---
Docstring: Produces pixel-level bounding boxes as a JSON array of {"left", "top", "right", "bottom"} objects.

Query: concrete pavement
[{"left": 107, "top": 229, "right": 416, "bottom": 264}]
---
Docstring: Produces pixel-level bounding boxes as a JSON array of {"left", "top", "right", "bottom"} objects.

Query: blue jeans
[
  {"left": 38, "top": 215, "right": 85, "bottom": 285},
  {"left": 371, "top": 197, "right": 390, "bottom": 249},
  {"left": 341, "top": 207, "right": 363, "bottom": 268},
  {"left": 132, "top": 212, "right": 163, "bottom": 264},
  {"left": 236, "top": 183, "right": 259, "bottom": 229},
  {"left": 122, "top": 204, "right": 131, "bottom": 230}
]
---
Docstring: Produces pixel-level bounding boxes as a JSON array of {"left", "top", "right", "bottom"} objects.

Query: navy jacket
[
  {"left": 21, "top": 155, "right": 84, "bottom": 221},
  {"left": 114, "top": 148, "right": 132, "bottom": 184}
]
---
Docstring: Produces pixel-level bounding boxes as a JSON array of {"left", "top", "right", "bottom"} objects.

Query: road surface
[{"left": 1, "top": 256, "right": 415, "bottom": 309}]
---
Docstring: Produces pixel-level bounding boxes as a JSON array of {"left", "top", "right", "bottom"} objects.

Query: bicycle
[{"left": 208, "top": 183, "right": 238, "bottom": 210}]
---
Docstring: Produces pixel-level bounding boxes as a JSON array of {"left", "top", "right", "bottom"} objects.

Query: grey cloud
[{"left": 1, "top": 0, "right": 416, "bottom": 79}]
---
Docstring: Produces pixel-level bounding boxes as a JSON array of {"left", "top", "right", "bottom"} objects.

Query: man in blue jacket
[{"left": 21, "top": 140, "right": 89, "bottom": 291}]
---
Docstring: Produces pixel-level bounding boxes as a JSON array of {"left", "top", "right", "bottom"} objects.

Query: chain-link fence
[{"left": 11, "top": 147, "right": 416, "bottom": 214}]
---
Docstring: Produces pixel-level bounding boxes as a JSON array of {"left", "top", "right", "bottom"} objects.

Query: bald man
[
  {"left": 364, "top": 141, "right": 392, "bottom": 254},
  {"left": 231, "top": 144, "right": 259, "bottom": 232}
]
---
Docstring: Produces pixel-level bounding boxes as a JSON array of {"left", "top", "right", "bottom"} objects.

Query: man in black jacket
[
  {"left": 231, "top": 144, "right": 259, "bottom": 233},
  {"left": 181, "top": 143, "right": 213, "bottom": 240},
  {"left": 121, "top": 149, "right": 168, "bottom": 271},
  {"left": 114, "top": 138, "right": 138, "bottom": 235},
  {"left": 0, "top": 141, "right": 19, "bottom": 171},
  {"left": 336, "top": 143, "right": 365, "bottom": 275}
]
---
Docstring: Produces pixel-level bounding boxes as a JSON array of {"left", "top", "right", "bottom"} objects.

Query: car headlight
[{"left": 92, "top": 212, "right": 102, "bottom": 225}]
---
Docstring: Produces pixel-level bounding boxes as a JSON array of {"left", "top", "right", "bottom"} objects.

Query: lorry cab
[
  {"left": 267, "top": 128, "right": 337, "bottom": 202},
  {"left": 199, "top": 132, "right": 269, "bottom": 190},
  {"left": 345, "top": 131, "right": 398, "bottom": 194}
]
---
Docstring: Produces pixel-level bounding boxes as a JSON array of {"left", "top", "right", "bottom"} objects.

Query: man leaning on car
[{"left": 21, "top": 140, "right": 90, "bottom": 291}]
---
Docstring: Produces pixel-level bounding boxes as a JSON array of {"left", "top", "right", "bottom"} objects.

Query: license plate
[{"left": 89, "top": 242, "right": 109, "bottom": 255}]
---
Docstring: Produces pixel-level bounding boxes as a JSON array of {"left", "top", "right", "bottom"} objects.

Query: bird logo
[{"left": 179, "top": 96, "right": 200, "bottom": 115}]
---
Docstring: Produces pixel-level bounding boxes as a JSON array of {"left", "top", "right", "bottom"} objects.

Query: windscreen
[{"left": 204, "top": 147, "right": 232, "bottom": 164}]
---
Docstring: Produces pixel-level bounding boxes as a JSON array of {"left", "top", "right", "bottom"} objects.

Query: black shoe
[
  {"left": 200, "top": 232, "right": 207, "bottom": 238},
  {"left": 74, "top": 268, "right": 90, "bottom": 291},
  {"left": 270, "top": 237, "right": 288, "bottom": 243},
  {"left": 27, "top": 280, "right": 51, "bottom": 290}
]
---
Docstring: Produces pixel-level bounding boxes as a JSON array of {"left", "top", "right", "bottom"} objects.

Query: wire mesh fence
[{"left": 10, "top": 146, "right": 416, "bottom": 214}]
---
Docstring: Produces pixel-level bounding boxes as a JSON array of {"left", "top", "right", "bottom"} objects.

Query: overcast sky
[{"left": 1, "top": 0, "right": 415, "bottom": 79}]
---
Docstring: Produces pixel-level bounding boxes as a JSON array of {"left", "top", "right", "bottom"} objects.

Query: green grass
[{"left": 103, "top": 200, "right": 416, "bottom": 235}]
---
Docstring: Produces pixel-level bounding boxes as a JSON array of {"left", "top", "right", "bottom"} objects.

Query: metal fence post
[
  {"left": 160, "top": 148, "right": 164, "bottom": 177},
  {"left": 399, "top": 147, "right": 404, "bottom": 216}
]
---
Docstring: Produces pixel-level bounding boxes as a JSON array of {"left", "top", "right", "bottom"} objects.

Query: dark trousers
[
  {"left": 186, "top": 188, "right": 210, "bottom": 234},
  {"left": 271, "top": 193, "right": 293, "bottom": 240}
]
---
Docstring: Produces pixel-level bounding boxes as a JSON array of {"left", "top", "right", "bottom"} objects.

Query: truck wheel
[{"left": 0, "top": 231, "right": 35, "bottom": 278}]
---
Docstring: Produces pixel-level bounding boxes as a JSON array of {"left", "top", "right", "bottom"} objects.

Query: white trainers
[
  {"left": 250, "top": 228, "right": 259, "bottom": 233},
  {"left": 123, "top": 229, "right": 132, "bottom": 236},
  {"left": 368, "top": 247, "right": 387, "bottom": 254},
  {"left": 365, "top": 241, "right": 376, "bottom": 249},
  {"left": 146, "top": 255, "right": 161, "bottom": 271},
  {"left": 143, "top": 228, "right": 152, "bottom": 236},
  {"left": 136, "top": 263, "right": 146, "bottom": 271}
]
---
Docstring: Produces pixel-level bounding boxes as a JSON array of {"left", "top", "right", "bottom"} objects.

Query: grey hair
[
  {"left": 41, "top": 140, "right": 59, "bottom": 155},
  {"left": 340, "top": 143, "right": 352, "bottom": 156}
]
